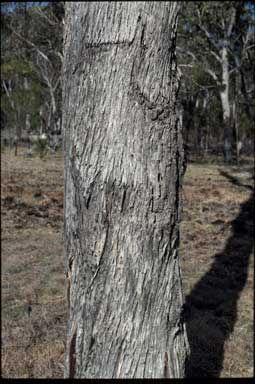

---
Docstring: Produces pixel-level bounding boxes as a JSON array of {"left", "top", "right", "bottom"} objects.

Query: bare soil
[{"left": 1, "top": 148, "right": 254, "bottom": 378}]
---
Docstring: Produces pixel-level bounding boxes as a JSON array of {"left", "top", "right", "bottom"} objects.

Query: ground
[{"left": 1, "top": 147, "right": 254, "bottom": 378}]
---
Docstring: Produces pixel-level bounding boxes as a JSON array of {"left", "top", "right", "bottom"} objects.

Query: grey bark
[
  {"left": 219, "top": 45, "right": 233, "bottom": 163},
  {"left": 2, "top": 79, "right": 18, "bottom": 153},
  {"left": 63, "top": 1, "right": 189, "bottom": 378},
  {"left": 24, "top": 77, "right": 31, "bottom": 133}
]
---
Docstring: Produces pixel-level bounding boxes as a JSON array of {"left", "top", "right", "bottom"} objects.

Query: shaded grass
[{"left": 180, "top": 161, "right": 254, "bottom": 378}]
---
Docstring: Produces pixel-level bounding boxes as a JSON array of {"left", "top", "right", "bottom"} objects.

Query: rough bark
[{"left": 62, "top": 1, "right": 189, "bottom": 378}]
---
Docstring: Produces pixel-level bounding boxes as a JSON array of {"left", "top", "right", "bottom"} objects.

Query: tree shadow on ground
[{"left": 184, "top": 170, "right": 254, "bottom": 377}]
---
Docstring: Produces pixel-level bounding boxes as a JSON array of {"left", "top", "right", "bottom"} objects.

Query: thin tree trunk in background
[
  {"left": 24, "top": 77, "right": 31, "bottom": 134},
  {"left": 220, "top": 45, "right": 233, "bottom": 163},
  {"left": 63, "top": 2, "right": 189, "bottom": 378},
  {"left": 2, "top": 79, "right": 18, "bottom": 153},
  {"left": 39, "top": 106, "right": 44, "bottom": 136},
  {"left": 233, "top": 71, "right": 243, "bottom": 166},
  {"left": 201, "top": 90, "right": 209, "bottom": 158},
  {"left": 233, "top": 100, "right": 239, "bottom": 165},
  {"left": 14, "top": 105, "right": 21, "bottom": 156},
  {"left": 14, "top": 74, "right": 22, "bottom": 156},
  {"left": 195, "top": 97, "right": 202, "bottom": 156},
  {"left": 182, "top": 92, "right": 198, "bottom": 149},
  {"left": 232, "top": 95, "right": 240, "bottom": 166}
]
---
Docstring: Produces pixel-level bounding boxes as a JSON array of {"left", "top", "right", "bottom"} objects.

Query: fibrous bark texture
[{"left": 63, "top": 1, "right": 189, "bottom": 378}]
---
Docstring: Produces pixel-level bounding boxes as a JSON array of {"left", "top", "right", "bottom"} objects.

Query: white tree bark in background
[
  {"left": 220, "top": 45, "right": 232, "bottom": 163},
  {"left": 24, "top": 77, "right": 31, "bottom": 133}
]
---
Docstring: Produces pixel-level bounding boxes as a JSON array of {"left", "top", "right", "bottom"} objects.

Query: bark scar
[
  {"left": 66, "top": 255, "right": 74, "bottom": 309},
  {"left": 69, "top": 325, "right": 77, "bottom": 378}
]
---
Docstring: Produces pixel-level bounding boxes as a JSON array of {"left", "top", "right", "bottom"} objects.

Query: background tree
[
  {"left": 1, "top": 58, "right": 43, "bottom": 153},
  {"left": 63, "top": 2, "right": 189, "bottom": 378},
  {"left": 1, "top": 1, "right": 253, "bottom": 160},
  {"left": 177, "top": 1, "right": 255, "bottom": 163},
  {"left": 1, "top": 2, "right": 64, "bottom": 150}
]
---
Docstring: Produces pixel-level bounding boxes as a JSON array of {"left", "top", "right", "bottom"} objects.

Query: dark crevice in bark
[
  {"left": 164, "top": 351, "right": 171, "bottom": 378},
  {"left": 83, "top": 40, "right": 137, "bottom": 50},
  {"left": 130, "top": 81, "right": 173, "bottom": 115},
  {"left": 69, "top": 326, "right": 77, "bottom": 378},
  {"left": 120, "top": 187, "right": 127, "bottom": 212}
]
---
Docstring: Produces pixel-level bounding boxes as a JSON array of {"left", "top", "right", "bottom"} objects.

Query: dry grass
[
  {"left": 1, "top": 147, "right": 254, "bottom": 378},
  {"left": 1, "top": 148, "right": 66, "bottom": 378},
  {"left": 180, "top": 161, "right": 254, "bottom": 378}
]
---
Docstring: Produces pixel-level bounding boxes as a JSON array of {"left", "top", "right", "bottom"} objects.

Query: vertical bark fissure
[
  {"left": 164, "top": 351, "right": 171, "bottom": 378},
  {"left": 69, "top": 326, "right": 77, "bottom": 378}
]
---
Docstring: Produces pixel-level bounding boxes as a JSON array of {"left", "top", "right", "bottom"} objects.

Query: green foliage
[
  {"left": 1, "top": 55, "right": 44, "bottom": 132},
  {"left": 1, "top": 2, "right": 64, "bottom": 137},
  {"left": 1, "top": 58, "right": 33, "bottom": 78}
]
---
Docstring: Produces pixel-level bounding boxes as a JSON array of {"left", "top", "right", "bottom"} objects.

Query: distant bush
[{"left": 33, "top": 135, "right": 48, "bottom": 158}]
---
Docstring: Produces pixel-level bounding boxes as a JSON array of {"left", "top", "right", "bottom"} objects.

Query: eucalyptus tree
[
  {"left": 177, "top": 1, "right": 254, "bottom": 162},
  {"left": 63, "top": 1, "right": 189, "bottom": 378},
  {"left": 1, "top": 2, "right": 64, "bottom": 147}
]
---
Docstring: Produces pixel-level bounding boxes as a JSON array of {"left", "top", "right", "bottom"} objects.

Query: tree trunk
[
  {"left": 39, "top": 106, "right": 45, "bottom": 136},
  {"left": 62, "top": 2, "right": 189, "bottom": 378},
  {"left": 24, "top": 77, "right": 31, "bottom": 135},
  {"left": 182, "top": 92, "right": 198, "bottom": 149},
  {"left": 232, "top": 71, "right": 238, "bottom": 165},
  {"left": 220, "top": 45, "right": 233, "bottom": 163},
  {"left": 233, "top": 100, "right": 239, "bottom": 165},
  {"left": 201, "top": 90, "right": 209, "bottom": 158},
  {"left": 15, "top": 106, "right": 21, "bottom": 157}
]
